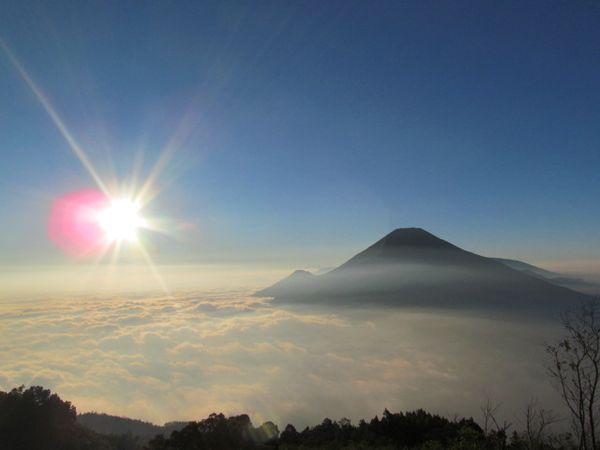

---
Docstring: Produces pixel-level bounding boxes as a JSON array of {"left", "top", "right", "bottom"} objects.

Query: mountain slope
[
  {"left": 255, "top": 270, "right": 315, "bottom": 297},
  {"left": 492, "top": 257, "right": 593, "bottom": 293},
  {"left": 256, "top": 228, "right": 587, "bottom": 312},
  {"left": 77, "top": 412, "right": 186, "bottom": 440},
  {"left": 491, "top": 257, "right": 558, "bottom": 279}
]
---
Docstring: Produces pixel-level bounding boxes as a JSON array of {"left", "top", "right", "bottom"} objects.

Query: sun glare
[{"left": 96, "top": 198, "right": 147, "bottom": 243}]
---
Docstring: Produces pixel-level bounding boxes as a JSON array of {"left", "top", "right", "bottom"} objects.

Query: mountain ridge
[{"left": 256, "top": 228, "right": 588, "bottom": 312}]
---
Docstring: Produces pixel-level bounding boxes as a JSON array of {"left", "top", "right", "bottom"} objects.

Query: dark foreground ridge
[
  {"left": 255, "top": 228, "right": 588, "bottom": 312},
  {"left": 0, "top": 385, "right": 572, "bottom": 450}
]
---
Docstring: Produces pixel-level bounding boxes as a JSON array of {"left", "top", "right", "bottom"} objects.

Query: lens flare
[
  {"left": 1, "top": 41, "right": 173, "bottom": 294},
  {"left": 48, "top": 189, "right": 109, "bottom": 257},
  {"left": 49, "top": 189, "right": 149, "bottom": 256}
]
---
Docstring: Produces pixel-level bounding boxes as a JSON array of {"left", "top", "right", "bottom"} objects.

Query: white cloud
[{"left": 0, "top": 290, "right": 567, "bottom": 428}]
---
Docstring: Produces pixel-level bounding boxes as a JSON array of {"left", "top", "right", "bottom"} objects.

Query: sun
[{"left": 96, "top": 198, "right": 148, "bottom": 244}]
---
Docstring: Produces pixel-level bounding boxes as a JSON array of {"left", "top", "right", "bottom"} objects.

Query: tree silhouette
[
  {"left": 147, "top": 412, "right": 278, "bottom": 450},
  {"left": 0, "top": 385, "right": 111, "bottom": 450},
  {"left": 0, "top": 384, "right": 578, "bottom": 449},
  {"left": 547, "top": 301, "right": 600, "bottom": 450}
]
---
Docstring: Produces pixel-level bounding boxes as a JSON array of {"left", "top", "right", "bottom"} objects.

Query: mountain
[
  {"left": 255, "top": 228, "right": 588, "bottom": 312},
  {"left": 491, "top": 257, "right": 558, "bottom": 279},
  {"left": 255, "top": 270, "right": 314, "bottom": 298},
  {"left": 77, "top": 412, "right": 186, "bottom": 440},
  {"left": 491, "top": 257, "right": 593, "bottom": 292}
]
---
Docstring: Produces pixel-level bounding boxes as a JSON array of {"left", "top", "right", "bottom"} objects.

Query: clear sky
[{"left": 1, "top": 0, "right": 599, "bottom": 273}]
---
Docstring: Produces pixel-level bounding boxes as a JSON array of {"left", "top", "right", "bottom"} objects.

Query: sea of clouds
[{"left": 0, "top": 288, "right": 568, "bottom": 429}]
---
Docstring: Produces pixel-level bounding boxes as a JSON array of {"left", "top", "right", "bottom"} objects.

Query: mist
[
  {"left": 0, "top": 264, "right": 290, "bottom": 298},
  {"left": 0, "top": 284, "right": 568, "bottom": 429}
]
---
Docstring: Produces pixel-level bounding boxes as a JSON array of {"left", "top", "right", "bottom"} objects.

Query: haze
[{"left": 1, "top": 0, "right": 600, "bottom": 441}]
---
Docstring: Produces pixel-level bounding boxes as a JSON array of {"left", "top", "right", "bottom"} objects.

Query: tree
[
  {"left": 0, "top": 385, "right": 111, "bottom": 450},
  {"left": 279, "top": 424, "right": 300, "bottom": 445},
  {"left": 522, "top": 398, "right": 559, "bottom": 450},
  {"left": 250, "top": 421, "right": 279, "bottom": 444},
  {"left": 547, "top": 300, "right": 600, "bottom": 450},
  {"left": 480, "top": 398, "right": 511, "bottom": 449},
  {"left": 146, "top": 412, "right": 278, "bottom": 450}
]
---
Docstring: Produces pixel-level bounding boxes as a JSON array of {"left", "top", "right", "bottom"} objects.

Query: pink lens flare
[{"left": 48, "top": 189, "right": 110, "bottom": 257}]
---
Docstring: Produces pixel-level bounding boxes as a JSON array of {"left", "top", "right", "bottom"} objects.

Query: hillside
[{"left": 256, "top": 228, "right": 587, "bottom": 312}]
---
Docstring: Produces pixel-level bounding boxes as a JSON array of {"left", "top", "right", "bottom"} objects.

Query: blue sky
[{"left": 1, "top": 0, "right": 599, "bottom": 270}]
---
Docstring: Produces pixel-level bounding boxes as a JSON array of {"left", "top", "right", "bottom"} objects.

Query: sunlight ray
[
  {"left": 137, "top": 242, "right": 171, "bottom": 297},
  {"left": 81, "top": 241, "right": 116, "bottom": 285},
  {"left": 102, "top": 240, "right": 123, "bottom": 288},
  {"left": 135, "top": 108, "right": 199, "bottom": 207},
  {"left": 0, "top": 39, "right": 109, "bottom": 195}
]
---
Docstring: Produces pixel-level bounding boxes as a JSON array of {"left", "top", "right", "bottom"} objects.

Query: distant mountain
[
  {"left": 78, "top": 412, "right": 186, "bottom": 440},
  {"left": 255, "top": 270, "right": 314, "bottom": 298},
  {"left": 491, "top": 257, "right": 592, "bottom": 291},
  {"left": 491, "top": 257, "right": 558, "bottom": 279},
  {"left": 256, "top": 228, "right": 588, "bottom": 312}
]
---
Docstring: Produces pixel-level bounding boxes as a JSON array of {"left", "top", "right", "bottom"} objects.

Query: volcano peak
[{"left": 375, "top": 228, "right": 458, "bottom": 250}]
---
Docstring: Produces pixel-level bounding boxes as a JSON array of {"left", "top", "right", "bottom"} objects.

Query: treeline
[
  {"left": 146, "top": 408, "right": 574, "bottom": 450},
  {"left": 0, "top": 385, "right": 576, "bottom": 450}
]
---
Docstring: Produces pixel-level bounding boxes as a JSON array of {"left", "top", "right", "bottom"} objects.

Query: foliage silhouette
[
  {"left": 547, "top": 300, "right": 600, "bottom": 450},
  {"left": 146, "top": 412, "right": 278, "bottom": 450},
  {"left": 0, "top": 385, "right": 577, "bottom": 450},
  {"left": 0, "top": 385, "right": 111, "bottom": 450}
]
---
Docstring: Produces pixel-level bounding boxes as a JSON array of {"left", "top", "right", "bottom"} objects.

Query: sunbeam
[
  {"left": 0, "top": 39, "right": 109, "bottom": 196},
  {"left": 0, "top": 39, "right": 180, "bottom": 295},
  {"left": 137, "top": 242, "right": 171, "bottom": 297},
  {"left": 134, "top": 108, "right": 199, "bottom": 208}
]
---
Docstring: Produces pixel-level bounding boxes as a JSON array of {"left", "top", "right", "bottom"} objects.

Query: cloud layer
[{"left": 0, "top": 289, "right": 567, "bottom": 428}]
